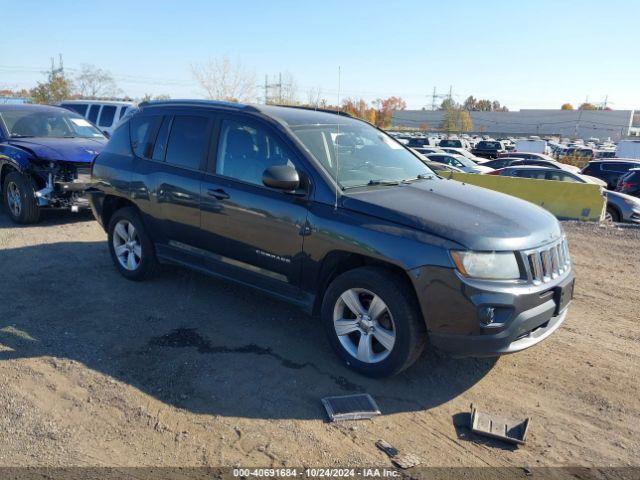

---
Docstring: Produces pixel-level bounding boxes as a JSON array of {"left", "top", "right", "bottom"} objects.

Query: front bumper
[{"left": 410, "top": 264, "right": 574, "bottom": 358}]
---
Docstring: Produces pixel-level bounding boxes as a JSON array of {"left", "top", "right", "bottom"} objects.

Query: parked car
[
  {"left": 616, "top": 168, "right": 640, "bottom": 198},
  {"left": 412, "top": 146, "right": 443, "bottom": 155},
  {"left": 406, "top": 137, "right": 434, "bottom": 148},
  {"left": 89, "top": 100, "right": 573, "bottom": 377},
  {"left": 438, "top": 137, "right": 469, "bottom": 149},
  {"left": 490, "top": 166, "right": 639, "bottom": 223},
  {"left": 471, "top": 140, "right": 507, "bottom": 159},
  {"left": 439, "top": 147, "right": 484, "bottom": 163},
  {"left": 59, "top": 100, "right": 135, "bottom": 137},
  {"left": 481, "top": 156, "right": 579, "bottom": 173},
  {"left": 0, "top": 104, "right": 107, "bottom": 223},
  {"left": 425, "top": 153, "right": 493, "bottom": 173},
  {"left": 423, "top": 160, "right": 464, "bottom": 173},
  {"left": 580, "top": 159, "right": 640, "bottom": 189},
  {"left": 514, "top": 139, "right": 548, "bottom": 154}
]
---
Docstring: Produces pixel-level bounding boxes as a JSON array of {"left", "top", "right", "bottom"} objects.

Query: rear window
[
  {"left": 602, "top": 162, "right": 637, "bottom": 172},
  {"left": 478, "top": 141, "right": 501, "bottom": 149},
  {"left": 164, "top": 115, "right": 210, "bottom": 170},
  {"left": 98, "top": 106, "right": 116, "bottom": 127}
]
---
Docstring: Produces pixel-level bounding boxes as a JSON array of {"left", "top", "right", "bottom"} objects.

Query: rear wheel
[
  {"left": 2, "top": 171, "right": 40, "bottom": 224},
  {"left": 107, "top": 207, "right": 158, "bottom": 280},
  {"left": 321, "top": 266, "right": 427, "bottom": 377}
]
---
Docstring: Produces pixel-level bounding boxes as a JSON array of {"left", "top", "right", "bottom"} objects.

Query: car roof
[
  {"left": 589, "top": 158, "right": 640, "bottom": 163},
  {"left": 139, "top": 100, "right": 357, "bottom": 127},
  {"left": 60, "top": 100, "right": 135, "bottom": 106},
  {"left": 0, "top": 103, "right": 72, "bottom": 113}
]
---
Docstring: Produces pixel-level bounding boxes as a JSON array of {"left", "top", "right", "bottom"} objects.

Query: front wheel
[
  {"left": 606, "top": 205, "right": 621, "bottom": 223},
  {"left": 107, "top": 207, "right": 158, "bottom": 280},
  {"left": 3, "top": 171, "right": 40, "bottom": 224},
  {"left": 321, "top": 266, "right": 427, "bottom": 377}
]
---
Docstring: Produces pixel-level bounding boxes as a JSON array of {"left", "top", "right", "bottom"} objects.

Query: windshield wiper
[{"left": 367, "top": 180, "right": 401, "bottom": 186}]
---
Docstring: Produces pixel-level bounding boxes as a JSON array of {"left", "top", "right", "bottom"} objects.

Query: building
[{"left": 391, "top": 109, "right": 635, "bottom": 141}]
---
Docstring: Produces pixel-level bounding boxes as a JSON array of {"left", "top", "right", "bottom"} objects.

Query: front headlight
[{"left": 450, "top": 251, "right": 521, "bottom": 280}]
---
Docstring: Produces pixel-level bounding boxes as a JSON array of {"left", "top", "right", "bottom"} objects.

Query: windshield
[
  {"left": 0, "top": 109, "right": 105, "bottom": 139},
  {"left": 290, "top": 121, "right": 434, "bottom": 188}
]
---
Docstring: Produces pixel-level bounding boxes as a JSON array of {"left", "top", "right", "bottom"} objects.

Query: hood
[
  {"left": 8, "top": 137, "right": 107, "bottom": 163},
  {"left": 341, "top": 178, "right": 562, "bottom": 251},
  {"left": 473, "top": 165, "right": 494, "bottom": 173}
]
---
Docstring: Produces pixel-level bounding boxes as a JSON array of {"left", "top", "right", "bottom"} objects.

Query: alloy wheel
[
  {"left": 6, "top": 181, "right": 22, "bottom": 218},
  {"left": 332, "top": 288, "right": 396, "bottom": 364},
  {"left": 112, "top": 219, "right": 142, "bottom": 271}
]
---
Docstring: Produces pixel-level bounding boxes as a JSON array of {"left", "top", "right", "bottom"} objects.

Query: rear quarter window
[{"left": 130, "top": 115, "right": 162, "bottom": 159}]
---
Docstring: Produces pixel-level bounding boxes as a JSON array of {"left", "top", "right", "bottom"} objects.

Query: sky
[{"left": 1, "top": 0, "right": 638, "bottom": 110}]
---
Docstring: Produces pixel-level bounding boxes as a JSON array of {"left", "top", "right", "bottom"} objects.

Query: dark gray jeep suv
[{"left": 89, "top": 100, "right": 574, "bottom": 377}]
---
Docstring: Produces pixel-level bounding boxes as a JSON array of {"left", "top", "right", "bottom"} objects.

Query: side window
[
  {"left": 165, "top": 115, "right": 210, "bottom": 170},
  {"left": 216, "top": 118, "right": 296, "bottom": 186},
  {"left": 130, "top": 115, "right": 162, "bottom": 159},
  {"left": 62, "top": 103, "right": 88, "bottom": 116},
  {"left": 119, "top": 106, "right": 129, "bottom": 119},
  {"left": 87, "top": 105, "right": 101, "bottom": 124},
  {"left": 152, "top": 116, "right": 172, "bottom": 161},
  {"left": 98, "top": 106, "right": 116, "bottom": 127}
]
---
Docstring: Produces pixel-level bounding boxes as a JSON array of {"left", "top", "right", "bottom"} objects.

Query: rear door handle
[{"left": 207, "top": 188, "right": 230, "bottom": 200}]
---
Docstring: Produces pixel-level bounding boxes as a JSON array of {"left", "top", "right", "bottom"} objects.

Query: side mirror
[
  {"left": 103, "top": 130, "right": 111, "bottom": 139},
  {"left": 262, "top": 165, "right": 300, "bottom": 191}
]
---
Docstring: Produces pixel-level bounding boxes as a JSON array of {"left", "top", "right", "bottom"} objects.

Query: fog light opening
[{"left": 479, "top": 306, "right": 496, "bottom": 326}]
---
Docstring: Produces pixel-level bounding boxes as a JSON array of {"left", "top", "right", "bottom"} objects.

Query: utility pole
[
  {"left": 432, "top": 86, "right": 436, "bottom": 111},
  {"left": 263, "top": 73, "right": 292, "bottom": 105},
  {"left": 264, "top": 75, "right": 268, "bottom": 104},
  {"left": 448, "top": 85, "right": 452, "bottom": 101}
]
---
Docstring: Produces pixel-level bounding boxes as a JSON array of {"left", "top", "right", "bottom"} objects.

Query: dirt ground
[{"left": 0, "top": 208, "right": 638, "bottom": 469}]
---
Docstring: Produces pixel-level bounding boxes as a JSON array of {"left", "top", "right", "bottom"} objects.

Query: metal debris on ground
[
  {"left": 375, "top": 439, "right": 398, "bottom": 457},
  {"left": 375, "top": 439, "right": 421, "bottom": 470},
  {"left": 392, "top": 453, "right": 422, "bottom": 469},
  {"left": 321, "top": 394, "right": 381, "bottom": 422},
  {"left": 469, "top": 404, "right": 530, "bottom": 445}
]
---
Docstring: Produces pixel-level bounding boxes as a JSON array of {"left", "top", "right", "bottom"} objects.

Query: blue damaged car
[{"left": 0, "top": 104, "right": 107, "bottom": 223}]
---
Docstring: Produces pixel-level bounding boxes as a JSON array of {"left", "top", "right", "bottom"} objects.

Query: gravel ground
[{"left": 0, "top": 209, "right": 638, "bottom": 468}]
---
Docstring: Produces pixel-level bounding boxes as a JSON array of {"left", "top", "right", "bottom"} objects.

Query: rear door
[
  {"left": 131, "top": 110, "right": 213, "bottom": 250},
  {"left": 199, "top": 113, "right": 310, "bottom": 300}
]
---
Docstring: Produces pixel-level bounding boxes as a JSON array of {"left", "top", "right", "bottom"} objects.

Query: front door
[{"left": 199, "top": 115, "right": 310, "bottom": 302}]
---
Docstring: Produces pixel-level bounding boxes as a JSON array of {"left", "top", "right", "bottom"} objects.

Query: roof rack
[
  {"left": 267, "top": 104, "right": 353, "bottom": 118},
  {"left": 138, "top": 99, "right": 258, "bottom": 112}
]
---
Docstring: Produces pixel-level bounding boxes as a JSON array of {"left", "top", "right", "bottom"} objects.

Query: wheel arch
[
  {"left": 101, "top": 195, "right": 140, "bottom": 231},
  {"left": 312, "top": 251, "right": 419, "bottom": 317}
]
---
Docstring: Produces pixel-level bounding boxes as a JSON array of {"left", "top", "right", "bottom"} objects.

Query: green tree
[{"left": 30, "top": 68, "right": 73, "bottom": 104}]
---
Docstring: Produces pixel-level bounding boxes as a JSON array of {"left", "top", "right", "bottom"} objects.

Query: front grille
[{"left": 524, "top": 237, "right": 570, "bottom": 284}]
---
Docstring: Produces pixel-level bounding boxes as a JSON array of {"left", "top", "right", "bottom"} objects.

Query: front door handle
[{"left": 207, "top": 188, "right": 230, "bottom": 200}]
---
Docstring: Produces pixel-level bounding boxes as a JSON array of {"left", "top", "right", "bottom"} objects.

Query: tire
[
  {"left": 2, "top": 171, "right": 40, "bottom": 224},
  {"left": 606, "top": 205, "right": 621, "bottom": 223},
  {"left": 107, "top": 207, "right": 158, "bottom": 281},
  {"left": 321, "top": 266, "right": 427, "bottom": 377}
]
